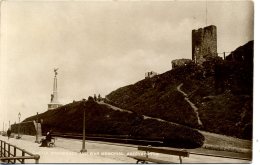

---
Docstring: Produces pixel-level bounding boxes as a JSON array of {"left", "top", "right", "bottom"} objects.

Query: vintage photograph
[{"left": 0, "top": 0, "right": 254, "bottom": 163}]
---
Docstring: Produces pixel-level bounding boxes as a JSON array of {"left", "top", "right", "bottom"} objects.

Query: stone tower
[
  {"left": 192, "top": 25, "right": 217, "bottom": 64},
  {"left": 48, "top": 68, "right": 62, "bottom": 110}
]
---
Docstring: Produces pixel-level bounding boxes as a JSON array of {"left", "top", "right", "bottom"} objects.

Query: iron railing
[{"left": 0, "top": 139, "right": 40, "bottom": 164}]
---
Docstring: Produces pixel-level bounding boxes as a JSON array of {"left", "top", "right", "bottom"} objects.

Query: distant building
[
  {"left": 145, "top": 71, "right": 158, "bottom": 79},
  {"left": 192, "top": 25, "right": 218, "bottom": 64},
  {"left": 171, "top": 59, "right": 192, "bottom": 69},
  {"left": 48, "top": 68, "right": 62, "bottom": 110}
]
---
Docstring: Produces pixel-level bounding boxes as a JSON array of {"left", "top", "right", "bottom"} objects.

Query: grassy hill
[
  {"left": 23, "top": 99, "right": 204, "bottom": 148},
  {"left": 22, "top": 41, "right": 253, "bottom": 150},
  {"left": 106, "top": 41, "right": 253, "bottom": 140}
]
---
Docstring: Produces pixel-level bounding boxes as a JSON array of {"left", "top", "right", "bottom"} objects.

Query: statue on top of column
[{"left": 54, "top": 68, "right": 58, "bottom": 76}]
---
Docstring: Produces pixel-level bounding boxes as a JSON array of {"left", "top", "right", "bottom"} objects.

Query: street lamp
[
  {"left": 80, "top": 99, "right": 87, "bottom": 153},
  {"left": 17, "top": 112, "right": 21, "bottom": 139},
  {"left": 35, "top": 112, "right": 40, "bottom": 143}
]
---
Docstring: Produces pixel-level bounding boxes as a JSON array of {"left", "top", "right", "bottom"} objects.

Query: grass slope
[
  {"left": 106, "top": 41, "right": 253, "bottom": 140},
  {"left": 23, "top": 100, "right": 204, "bottom": 148}
]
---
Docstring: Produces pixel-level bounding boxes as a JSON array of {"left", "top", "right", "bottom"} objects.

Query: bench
[
  {"left": 128, "top": 146, "right": 189, "bottom": 164},
  {"left": 48, "top": 138, "right": 56, "bottom": 147},
  {"left": 16, "top": 135, "right": 22, "bottom": 139},
  {"left": 40, "top": 137, "right": 56, "bottom": 147}
]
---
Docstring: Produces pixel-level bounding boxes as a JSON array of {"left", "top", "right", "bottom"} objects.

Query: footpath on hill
[
  {"left": 99, "top": 100, "right": 181, "bottom": 125},
  {"left": 177, "top": 83, "right": 203, "bottom": 126},
  {"left": 0, "top": 135, "right": 250, "bottom": 163},
  {"left": 99, "top": 100, "right": 252, "bottom": 154},
  {"left": 176, "top": 83, "right": 252, "bottom": 153}
]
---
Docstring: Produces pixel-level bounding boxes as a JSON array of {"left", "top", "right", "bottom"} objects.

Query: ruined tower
[
  {"left": 192, "top": 25, "right": 217, "bottom": 64},
  {"left": 48, "top": 68, "right": 62, "bottom": 110}
]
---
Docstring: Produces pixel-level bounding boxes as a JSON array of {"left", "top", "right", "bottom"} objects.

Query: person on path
[{"left": 7, "top": 129, "right": 11, "bottom": 140}]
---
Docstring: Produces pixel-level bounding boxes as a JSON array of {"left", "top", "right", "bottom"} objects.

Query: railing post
[
  {"left": 22, "top": 150, "right": 25, "bottom": 164},
  {"left": 8, "top": 144, "right": 10, "bottom": 163},
  {"left": 34, "top": 154, "right": 40, "bottom": 164},
  {"left": 4, "top": 141, "right": 6, "bottom": 157},
  {"left": 0, "top": 140, "right": 2, "bottom": 157},
  {"left": 14, "top": 147, "right": 17, "bottom": 164}
]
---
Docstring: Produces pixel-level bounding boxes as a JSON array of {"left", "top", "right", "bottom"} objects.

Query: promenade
[{"left": 0, "top": 135, "right": 250, "bottom": 163}]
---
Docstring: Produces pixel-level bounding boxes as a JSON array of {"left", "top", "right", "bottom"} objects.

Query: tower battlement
[{"left": 192, "top": 25, "right": 217, "bottom": 64}]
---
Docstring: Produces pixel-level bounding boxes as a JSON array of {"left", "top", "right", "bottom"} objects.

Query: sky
[{"left": 0, "top": 0, "right": 254, "bottom": 129}]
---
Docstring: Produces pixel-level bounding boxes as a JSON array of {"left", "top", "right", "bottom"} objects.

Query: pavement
[{"left": 0, "top": 134, "right": 251, "bottom": 163}]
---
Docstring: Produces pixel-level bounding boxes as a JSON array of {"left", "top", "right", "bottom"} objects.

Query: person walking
[{"left": 7, "top": 128, "right": 11, "bottom": 140}]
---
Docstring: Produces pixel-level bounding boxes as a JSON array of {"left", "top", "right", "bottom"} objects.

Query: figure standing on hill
[
  {"left": 7, "top": 129, "right": 11, "bottom": 140},
  {"left": 94, "top": 94, "right": 97, "bottom": 101},
  {"left": 98, "top": 94, "right": 102, "bottom": 102}
]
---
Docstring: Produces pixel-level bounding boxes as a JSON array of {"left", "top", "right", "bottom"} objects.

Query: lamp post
[
  {"left": 80, "top": 99, "right": 87, "bottom": 153},
  {"left": 18, "top": 112, "right": 21, "bottom": 139},
  {"left": 35, "top": 112, "right": 40, "bottom": 143}
]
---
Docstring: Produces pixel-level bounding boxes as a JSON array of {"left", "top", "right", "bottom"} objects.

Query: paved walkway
[
  {"left": 0, "top": 135, "right": 128, "bottom": 163},
  {"left": 0, "top": 135, "right": 250, "bottom": 163}
]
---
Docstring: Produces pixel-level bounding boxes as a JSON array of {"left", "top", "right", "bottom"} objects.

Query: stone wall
[
  {"left": 11, "top": 121, "right": 42, "bottom": 136},
  {"left": 192, "top": 25, "right": 217, "bottom": 64},
  {"left": 172, "top": 59, "right": 192, "bottom": 69}
]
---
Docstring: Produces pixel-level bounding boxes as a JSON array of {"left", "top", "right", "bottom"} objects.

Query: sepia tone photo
[{"left": 0, "top": 0, "right": 254, "bottom": 164}]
